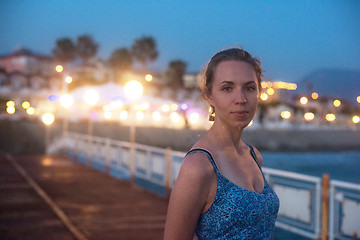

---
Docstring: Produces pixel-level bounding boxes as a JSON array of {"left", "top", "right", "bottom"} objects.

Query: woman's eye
[
  {"left": 223, "top": 87, "right": 232, "bottom": 92},
  {"left": 246, "top": 86, "right": 256, "bottom": 91}
]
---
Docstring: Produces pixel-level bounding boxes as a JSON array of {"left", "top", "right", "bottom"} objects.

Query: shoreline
[{"left": 1, "top": 119, "right": 359, "bottom": 154}]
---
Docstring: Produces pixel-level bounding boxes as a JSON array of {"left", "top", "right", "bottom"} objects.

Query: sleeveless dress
[{"left": 187, "top": 147, "right": 280, "bottom": 240}]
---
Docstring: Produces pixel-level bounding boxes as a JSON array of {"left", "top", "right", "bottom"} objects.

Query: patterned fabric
[{"left": 187, "top": 147, "right": 279, "bottom": 240}]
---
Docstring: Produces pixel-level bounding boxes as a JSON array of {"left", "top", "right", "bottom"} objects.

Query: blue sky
[{"left": 1, "top": 0, "right": 359, "bottom": 82}]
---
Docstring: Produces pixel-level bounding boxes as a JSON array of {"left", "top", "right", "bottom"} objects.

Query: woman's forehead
[{"left": 213, "top": 61, "right": 257, "bottom": 82}]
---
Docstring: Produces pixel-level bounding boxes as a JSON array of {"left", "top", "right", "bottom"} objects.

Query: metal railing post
[
  {"left": 165, "top": 147, "right": 172, "bottom": 199},
  {"left": 130, "top": 142, "right": 135, "bottom": 184},
  {"left": 321, "top": 174, "right": 330, "bottom": 240}
]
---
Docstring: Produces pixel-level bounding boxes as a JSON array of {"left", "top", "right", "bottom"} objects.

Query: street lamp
[
  {"left": 124, "top": 80, "right": 143, "bottom": 184},
  {"left": 59, "top": 94, "right": 74, "bottom": 134},
  {"left": 124, "top": 80, "right": 143, "bottom": 143},
  {"left": 83, "top": 88, "right": 99, "bottom": 166},
  {"left": 83, "top": 88, "right": 99, "bottom": 134},
  {"left": 41, "top": 112, "right": 55, "bottom": 152}
]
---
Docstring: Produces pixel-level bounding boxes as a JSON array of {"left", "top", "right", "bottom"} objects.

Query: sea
[{"left": 262, "top": 151, "right": 360, "bottom": 184}]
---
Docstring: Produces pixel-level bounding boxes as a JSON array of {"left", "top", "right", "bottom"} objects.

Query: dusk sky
[{"left": 1, "top": 0, "right": 359, "bottom": 83}]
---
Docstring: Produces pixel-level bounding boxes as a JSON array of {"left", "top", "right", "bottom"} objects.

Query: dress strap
[
  {"left": 248, "top": 144, "right": 265, "bottom": 175},
  {"left": 186, "top": 148, "right": 220, "bottom": 174}
]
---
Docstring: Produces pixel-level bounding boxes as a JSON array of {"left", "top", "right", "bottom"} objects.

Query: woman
[{"left": 164, "top": 47, "right": 279, "bottom": 239}]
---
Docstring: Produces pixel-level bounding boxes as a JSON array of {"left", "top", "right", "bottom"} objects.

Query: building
[{"left": 0, "top": 47, "right": 61, "bottom": 114}]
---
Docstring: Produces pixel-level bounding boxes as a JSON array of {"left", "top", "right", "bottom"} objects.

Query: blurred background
[
  {"left": 1, "top": 0, "right": 359, "bottom": 152},
  {"left": 0, "top": 1, "right": 359, "bottom": 239}
]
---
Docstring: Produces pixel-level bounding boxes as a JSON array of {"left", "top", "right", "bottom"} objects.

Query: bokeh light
[
  {"left": 48, "top": 95, "right": 58, "bottom": 101},
  {"left": 60, "top": 94, "right": 74, "bottom": 109},
  {"left": 26, "top": 107, "right": 35, "bottom": 115},
  {"left": 267, "top": 88, "right": 275, "bottom": 95},
  {"left": 260, "top": 92, "right": 268, "bottom": 101},
  {"left": 326, "top": 113, "right": 336, "bottom": 122},
  {"left": 55, "top": 65, "right": 63, "bottom": 73},
  {"left": 170, "top": 112, "right": 181, "bottom": 123},
  {"left": 22, "top": 101, "right": 30, "bottom": 109},
  {"left": 152, "top": 111, "right": 162, "bottom": 122},
  {"left": 300, "top": 97, "right": 308, "bottom": 105},
  {"left": 136, "top": 111, "right": 145, "bottom": 121},
  {"left": 189, "top": 112, "right": 200, "bottom": 124},
  {"left": 281, "top": 111, "right": 291, "bottom": 119},
  {"left": 120, "top": 110, "right": 128, "bottom": 120},
  {"left": 304, "top": 112, "right": 315, "bottom": 121},
  {"left": 104, "top": 111, "right": 112, "bottom": 120},
  {"left": 180, "top": 103, "right": 188, "bottom": 111},
  {"left": 352, "top": 116, "right": 360, "bottom": 124},
  {"left": 333, "top": 99, "right": 341, "bottom": 107},
  {"left": 65, "top": 76, "right": 73, "bottom": 84},
  {"left": 311, "top": 92, "right": 319, "bottom": 100},
  {"left": 124, "top": 80, "right": 143, "bottom": 100},
  {"left": 7, "top": 106, "right": 15, "bottom": 114},
  {"left": 145, "top": 74, "right": 153, "bottom": 82},
  {"left": 83, "top": 89, "right": 99, "bottom": 106},
  {"left": 6, "top": 100, "right": 15, "bottom": 107},
  {"left": 42, "top": 113, "right": 55, "bottom": 126}
]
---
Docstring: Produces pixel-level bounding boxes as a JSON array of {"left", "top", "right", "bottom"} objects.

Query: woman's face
[{"left": 207, "top": 60, "right": 259, "bottom": 129}]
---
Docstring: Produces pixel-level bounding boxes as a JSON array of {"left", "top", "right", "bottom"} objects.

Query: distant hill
[{"left": 297, "top": 69, "right": 360, "bottom": 103}]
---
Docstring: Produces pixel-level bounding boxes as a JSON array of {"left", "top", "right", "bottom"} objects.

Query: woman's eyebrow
[
  {"left": 219, "top": 80, "right": 234, "bottom": 85},
  {"left": 244, "top": 80, "right": 257, "bottom": 85},
  {"left": 219, "top": 80, "right": 256, "bottom": 86}
]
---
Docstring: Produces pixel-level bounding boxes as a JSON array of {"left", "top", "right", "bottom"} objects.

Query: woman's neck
[{"left": 208, "top": 121, "right": 245, "bottom": 151}]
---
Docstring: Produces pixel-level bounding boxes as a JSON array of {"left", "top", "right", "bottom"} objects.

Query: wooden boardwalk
[{"left": 0, "top": 153, "right": 168, "bottom": 240}]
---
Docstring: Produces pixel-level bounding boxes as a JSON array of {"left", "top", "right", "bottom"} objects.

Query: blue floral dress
[{"left": 187, "top": 147, "right": 279, "bottom": 240}]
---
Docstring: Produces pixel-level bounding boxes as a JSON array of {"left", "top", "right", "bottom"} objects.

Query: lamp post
[
  {"left": 83, "top": 89, "right": 99, "bottom": 135},
  {"left": 59, "top": 94, "right": 73, "bottom": 135},
  {"left": 56, "top": 64, "right": 73, "bottom": 134},
  {"left": 83, "top": 89, "right": 99, "bottom": 165},
  {"left": 41, "top": 112, "right": 55, "bottom": 153},
  {"left": 124, "top": 80, "right": 143, "bottom": 184},
  {"left": 124, "top": 80, "right": 144, "bottom": 144}
]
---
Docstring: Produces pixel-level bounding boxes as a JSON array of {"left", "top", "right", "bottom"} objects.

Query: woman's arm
[{"left": 164, "top": 153, "right": 214, "bottom": 240}]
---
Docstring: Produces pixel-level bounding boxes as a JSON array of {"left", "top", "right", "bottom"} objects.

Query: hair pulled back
[{"left": 201, "top": 47, "right": 263, "bottom": 100}]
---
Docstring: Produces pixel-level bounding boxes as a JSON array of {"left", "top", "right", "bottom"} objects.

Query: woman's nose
[{"left": 234, "top": 90, "right": 247, "bottom": 104}]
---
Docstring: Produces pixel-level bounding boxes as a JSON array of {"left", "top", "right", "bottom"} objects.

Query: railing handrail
[
  {"left": 330, "top": 179, "right": 360, "bottom": 190},
  {"left": 263, "top": 167, "right": 321, "bottom": 183}
]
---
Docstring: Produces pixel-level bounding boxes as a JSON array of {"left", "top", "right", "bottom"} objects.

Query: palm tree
[
  {"left": 167, "top": 60, "right": 187, "bottom": 88},
  {"left": 131, "top": 36, "right": 158, "bottom": 72},
  {"left": 109, "top": 48, "right": 133, "bottom": 83},
  {"left": 109, "top": 48, "right": 133, "bottom": 71},
  {"left": 76, "top": 35, "right": 98, "bottom": 64},
  {"left": 52, "top": 38, "right": 76, "bottom": 64}
]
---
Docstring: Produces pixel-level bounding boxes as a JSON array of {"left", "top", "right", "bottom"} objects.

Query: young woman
[{"left": 164, "top": 47, "right": 279, "bottom": 239}]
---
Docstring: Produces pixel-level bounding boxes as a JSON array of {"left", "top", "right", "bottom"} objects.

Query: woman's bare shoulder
[{"left": 180, "top": 150, "right": 215, "bottom": 179}]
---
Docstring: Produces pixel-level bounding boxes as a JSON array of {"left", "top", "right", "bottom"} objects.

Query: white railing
[
  {"left": 47, "top": 132, "right": 360, "bottom": 240},
  {"left": 329, "top": 180, "right": 360, "bottom": 240},
  {"left": 263, "top": 167, "right": 322, "bottom": 239}
]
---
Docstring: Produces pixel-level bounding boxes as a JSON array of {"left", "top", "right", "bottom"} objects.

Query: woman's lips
[{"left": 232, "top": 110, "right": 249, "bottom": 117}]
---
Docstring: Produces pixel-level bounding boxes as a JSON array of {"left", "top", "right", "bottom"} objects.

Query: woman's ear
[{"left": 204, "top": 92, "right": 214, "bottom": 106}]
